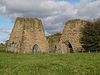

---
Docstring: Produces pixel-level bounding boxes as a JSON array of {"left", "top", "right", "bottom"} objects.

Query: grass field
[{"left": 0, "top": 52, "right": 100, "bottom": 75}]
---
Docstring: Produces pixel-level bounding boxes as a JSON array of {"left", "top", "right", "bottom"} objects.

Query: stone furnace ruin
[
  {"left": 7, "top": 17, "right": 49, "bottom": 53},
  {"left": 57, "top": 19, "right": 88, "bottom": 53}
]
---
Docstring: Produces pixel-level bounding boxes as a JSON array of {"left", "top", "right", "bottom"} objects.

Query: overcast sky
[{"left": 0, "top": 0, "right": 100, "bottom": 43}]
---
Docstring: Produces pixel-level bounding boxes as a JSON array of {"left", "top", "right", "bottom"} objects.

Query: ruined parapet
[
  {"left": 7, "top": 17, "right": 49, "bottom": 53},
  {"left": 57, "top": 19, "right": 88, "bottom": 54},
  {"left": 46, "top": 33, "right": 61, "bottom": 53}
]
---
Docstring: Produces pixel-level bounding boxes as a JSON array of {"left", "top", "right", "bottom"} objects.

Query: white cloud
[
  {"left": 0, "top": 0, "right": 100, "bottom": 35},
  {"left": 0, "top": 28, "right": 11, "bottom": 33},
  {"left": 45, "top": 31, "right": 51, "bottom": 36},
  {"left": 76, "top": 0, "right": 100, "bottom": 19},
  {"left": 0, "top": 5, "right": 6, "bottom": 14},
  {"left": 0, "top": 28, "right": 11, "bottom": 43}
]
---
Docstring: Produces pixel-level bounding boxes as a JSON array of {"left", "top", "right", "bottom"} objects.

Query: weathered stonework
[
  {"left": 7, "top": 17, "right": 49, "bottom": 53},
  {"left": 46, "top": 33, "right": 61, "bottom": 52},
  {"left": 57, "top": 19, "right": 88, "bottom": 54}
]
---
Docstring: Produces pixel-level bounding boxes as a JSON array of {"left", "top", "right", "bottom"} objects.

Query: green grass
[{"left": 0, "top": 52, "right": 100, "bottom": 75}]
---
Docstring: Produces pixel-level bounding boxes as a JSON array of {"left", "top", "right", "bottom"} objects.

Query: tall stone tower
[
  {"left": 57, "top": 19, "right": 88, "bottom": 54},
  {"left": 7, "top": 17, "right": 49, "bottom": 53}
]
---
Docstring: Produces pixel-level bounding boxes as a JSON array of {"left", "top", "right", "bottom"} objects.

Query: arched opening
[
  {"left": 32, "top": 44, "right": 39, "bottom": 53},
  {"left": 12, "top": 42, "right": 16, "bottom": 52},
  {"left": 53, "top": 45, "right": 57, "bottom": 52},
  {"left": 67, "top": 42, "right": 74, "bottom": 53},
  {"left": 55, "top": 45, "right": 57, "bottom": 50}
]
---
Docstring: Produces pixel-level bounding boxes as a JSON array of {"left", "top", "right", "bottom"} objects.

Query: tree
[
  {"left": 80, "top": 19, "right": 100, "bottom": 52},
  {"left": 0, "top": 43, "right": 6, "bottom": 52}
]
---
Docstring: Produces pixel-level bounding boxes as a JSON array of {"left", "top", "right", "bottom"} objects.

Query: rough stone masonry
[
  {"left": 7, "top": 17, "right": 49, "bottom": 53},
  {"left": 57, "top": 19, "right": 89, "bottom": 54}
]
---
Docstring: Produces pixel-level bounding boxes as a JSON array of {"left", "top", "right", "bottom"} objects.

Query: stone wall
[
  {"left": 57, "top": 19, "right": 88, "bottom": 54},
  {"left": 46, "top": 33, "right": 61, "bottom": 52},
  {"left": 7, "top": 17, "right": 49, "bottom": 53}
]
